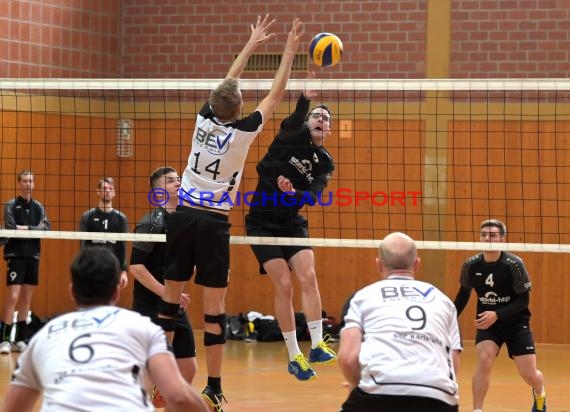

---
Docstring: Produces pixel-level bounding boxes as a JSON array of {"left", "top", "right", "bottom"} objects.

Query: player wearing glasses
[{"left": 245, "top": 74, "right": 335, "bottom": 381}]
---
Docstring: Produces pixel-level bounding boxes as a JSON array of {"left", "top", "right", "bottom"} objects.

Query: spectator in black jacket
[
  {"left": 79, "top": 177, "right": 129, "bottom": 271},
  {"left": 1, "top": 170, "right": 50, "bottom": 354}
]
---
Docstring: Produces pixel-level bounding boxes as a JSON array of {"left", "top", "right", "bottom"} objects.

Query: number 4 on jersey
[
  {"left": 191, "top": 152, "right": 221, "bottom": 180},
  {"left": 485, "top": 273, "right": 494, "bottom": 288}
]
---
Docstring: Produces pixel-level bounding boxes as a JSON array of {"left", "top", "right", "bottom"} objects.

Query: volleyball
[{"left": 309, "top": 32, "right": 343, "bottom": 67}]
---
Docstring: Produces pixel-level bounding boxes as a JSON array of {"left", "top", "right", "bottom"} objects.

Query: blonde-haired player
[{"left": 157, "top": 15, "right": 304, "bottom": 412}]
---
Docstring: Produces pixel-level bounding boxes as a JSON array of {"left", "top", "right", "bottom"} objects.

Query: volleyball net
[{"left": 1, "top": 78, "right": 570, "bottom": 252}]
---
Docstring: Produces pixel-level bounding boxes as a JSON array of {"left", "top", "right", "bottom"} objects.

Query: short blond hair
[
  {"left": 209, "top": 77, "right": 241, "bottom": 122},
  {"left": 97, "top": 177, "right": 115, "bottom": 190}
]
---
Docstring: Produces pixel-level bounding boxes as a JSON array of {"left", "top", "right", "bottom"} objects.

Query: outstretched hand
[
  {"left": 227, "top": 14, "right": 276, "bottom": 79},
  {"left": 248, "top": 14, "right": 276, "bottom": 46},
  {"left": 284, "top": 18, "right": 304, "bottom": 54}
]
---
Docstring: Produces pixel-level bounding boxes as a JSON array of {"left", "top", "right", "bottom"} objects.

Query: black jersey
[
  {"left": 130, "top": 208, "right": 167, "bottom": 308},
  {"left": 458, "top": 251, "right": 532, "bottom": 323},
  {"left": 79, "top": 207, "right": 128, "bottom": 269},
  {"left": 3, "top": 196, "right": 51, "bottom": 260},
  {"left": 249, "top": 94, "right": 335, "bottom": 222}
]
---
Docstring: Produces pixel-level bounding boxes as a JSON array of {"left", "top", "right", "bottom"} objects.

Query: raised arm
[
  {"left": 226, "top": 14, "right": 276, "bottom": 79},
  {"left": 280, "top": 71, "right": 318, "bottom": 131},
  {"left": 279, "top": 92, "right": 311, "bottom": 132},
  {"left": 256, "top": 18, "right": 303, "bottom": 122}
]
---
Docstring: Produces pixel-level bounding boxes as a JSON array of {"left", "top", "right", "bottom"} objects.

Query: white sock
[
  {"left": 534, "top": 387, "right": 545, "bottom": 396},
  {"left": 282, "top": 330, "right": 301, "bottom": 361},
  {"left": 473, "top": 409, "right": 483, "bottom": 412},
  {"left": 307, "top": 320, "right": 323, "bottom": 348}
]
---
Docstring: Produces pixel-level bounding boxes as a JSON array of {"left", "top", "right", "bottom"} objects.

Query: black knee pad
[
  {"left": 154, "top": 317, "right": 175, "bottom": 333},
  {"left": 203, "top": 313, "right": 227, "bottom": 346},
  {"left": 158, "top": 300, "right": 180, "bottom": 318}
]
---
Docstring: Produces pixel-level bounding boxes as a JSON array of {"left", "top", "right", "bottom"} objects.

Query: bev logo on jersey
[
  {"left": 380, "top": 281, "right": 437, "bottom": 303},
  {"left": 195, "top": 126, "right": 232, "bottom": 155},
  {"left": 46, "top": 308, "right": 121, "bottom": 339},
  {"left": 181, "top": 105, "right": 262, "bottom": 212}
]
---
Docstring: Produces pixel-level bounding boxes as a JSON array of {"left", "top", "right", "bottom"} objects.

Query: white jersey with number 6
[
  {"left": 11, "top": 306, "right": 171, "bottom": 411},
  {"left": 343, "top": 276, "right": 462, "bottom": 406}
]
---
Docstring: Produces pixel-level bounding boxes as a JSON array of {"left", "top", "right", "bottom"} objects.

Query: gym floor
[{"left": 0, "top": 333, "right": 568, "bottom": 411}]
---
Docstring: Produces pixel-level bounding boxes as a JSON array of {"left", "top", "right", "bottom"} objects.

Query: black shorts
[
  {"left": 245, "top": 214, "right": 311, "bottom": 274},
  {"left": 6, "top": 258, "right": 39, "bottom": 286},
  {"left": 164, "top": 206, "right": 230, "bottom": 288},
  {"left": 133, "top": 301, "right": 196, "bottom": 359},
  {"left": 475, "top": 319, "right": 536, "bottom": 358},
  {"left": 340, "top": 388, "right": 458, "bottom": 412}
]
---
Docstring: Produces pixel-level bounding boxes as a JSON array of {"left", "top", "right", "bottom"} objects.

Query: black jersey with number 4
[{"left": 459, "top": 251, "right": 531, "bottom": 323}]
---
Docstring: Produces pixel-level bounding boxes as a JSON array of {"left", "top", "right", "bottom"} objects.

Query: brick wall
[
  {"left": 0, "top": 0, "right": 121, "bottom": 77},
  {"left": 450, "top": 0, "right": 570, "bottom": 78},
  {"left": 2, "top": 0, "right": 570, "bottom": 79},
  {"left": 121, "top": 0, "right": 427, "bottom": 79}
]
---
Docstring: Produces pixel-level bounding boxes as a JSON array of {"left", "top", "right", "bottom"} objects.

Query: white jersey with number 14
[{"left": 180, "top": 102, "right": 264, "bottom": 211}]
